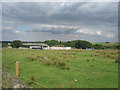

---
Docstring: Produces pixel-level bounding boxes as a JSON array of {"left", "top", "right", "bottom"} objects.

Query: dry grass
[
  {"left": 27, "top": 53, "right": 70, "bottom": 69},
  {"left": 93, "top": 49, "right": 118, "bottom": 60}
]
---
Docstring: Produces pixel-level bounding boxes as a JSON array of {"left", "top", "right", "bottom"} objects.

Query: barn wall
[{"left": 44, "top": 47, "right": 71, "bottom": 50}]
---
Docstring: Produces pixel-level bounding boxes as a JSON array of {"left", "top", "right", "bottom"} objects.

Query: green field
[{"left": 2, "top": 48, "right": 118, "bottom": 88}]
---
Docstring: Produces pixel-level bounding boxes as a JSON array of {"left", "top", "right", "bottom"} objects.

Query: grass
[
  {"left": 0, "top": 48, "right": 2, "bottom": 89},
  {"left": 91, "top": 42, "right": 118, "bottom": 47},
  {"left": 2, "top": 48, "right": 118, "bottom": 88}
]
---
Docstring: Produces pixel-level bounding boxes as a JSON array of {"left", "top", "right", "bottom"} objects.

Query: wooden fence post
[{"left": 16, "top": 61, "right": 19, "bottom": 77}]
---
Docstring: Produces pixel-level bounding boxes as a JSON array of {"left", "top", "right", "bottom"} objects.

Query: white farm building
[
  {"left": 8, "top": 42, "right": 71, "bottom": 50},
  {"left": 20, "top": 43, "right": 71, "bottom": 50},
  {"left": 44, "top": 46, "right": 71, "bottom": 50},
  {"left": 19, "top": 43, "right": 49, "bottom": 49}
]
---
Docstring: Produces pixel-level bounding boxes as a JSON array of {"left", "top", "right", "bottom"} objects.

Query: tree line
[{"left": 2, "top": 40, "right": 120, "bottom": 49}]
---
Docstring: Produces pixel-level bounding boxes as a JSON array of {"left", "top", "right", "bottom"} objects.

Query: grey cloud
[
  {"left": 40, "top": 28, "right": 75, "bottom": 34},
  {"left": 28, "top": 26, "right": 79, "bottom": 34},
  {"left": 2, "top": 2, "right": 118, "bottom": 42},
  {"left": 2, "top": 2, "right": 118, "bottom": 26}
]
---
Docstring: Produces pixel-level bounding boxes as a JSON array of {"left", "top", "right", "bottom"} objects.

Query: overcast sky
[{"left": 2, "top": 2, "right": 118, "bottom": 42}]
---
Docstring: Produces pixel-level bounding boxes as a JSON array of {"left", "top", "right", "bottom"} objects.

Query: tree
[
  {"left": 44, "top": 40, "right": 59, "bottom": 46},
  {"left": 11, "top": 40, "right": 22, "bottom": 48},
  {"left": 63, "top": 41, "right": 72, "bottom": 47},
  {"left": 73, "top": 40, "right": 92, "bottom": 49},
  {"left": 93, "top": 44, "right": 102, "bottom": 49},
  {"left": 2, "top": 43, "right": 8, "bottom": 47}
]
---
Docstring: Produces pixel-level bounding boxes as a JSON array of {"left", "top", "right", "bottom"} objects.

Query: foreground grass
[
  {"left": 2, "top": 48, "right": 118, "bottom": 88},
  {"left": 0, "top": 48, "right": 2, "bottom": 89}
]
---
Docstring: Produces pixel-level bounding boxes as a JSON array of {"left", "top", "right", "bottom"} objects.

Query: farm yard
[{"left": 2, "top": 48, "right": 118, "bottom": 88}]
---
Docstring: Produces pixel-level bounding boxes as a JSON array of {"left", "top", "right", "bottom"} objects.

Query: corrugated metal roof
[{"left": 22, "top": 43, "right": 49, "bottom": 46}]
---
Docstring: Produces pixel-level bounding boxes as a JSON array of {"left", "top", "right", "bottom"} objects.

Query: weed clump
[
  {"left": 28, "top": 56, "right": 38, "bottom": 61},
  {"left": 86, "top": 59, "right": 89, "bottom": 62},
  {"left": 90, "top": 55, "right": 93, "bottom": 57},
  {"left": 92, "top": 59, "right": 95, "bottom": 61},
  {"left": 114, "top": 59, "right": 120, "bottom": 63},
  {"left": 61, "top": 66, "right": 71, "bottom": 70},
  {"left": 58, "top": 61, "right": 67, "bottom": 67}
]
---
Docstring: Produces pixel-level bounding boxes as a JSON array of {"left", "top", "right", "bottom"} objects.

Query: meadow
[{"left": 2, "top": 48, "right": 118, "bottom": 88}]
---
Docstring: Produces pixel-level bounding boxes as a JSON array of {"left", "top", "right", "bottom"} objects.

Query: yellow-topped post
[{"left": 16, "top": 61, "right": 19, "bottom": 77}]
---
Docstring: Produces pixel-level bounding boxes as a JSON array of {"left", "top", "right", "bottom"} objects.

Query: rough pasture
[{"left": 2, "top": 48, "right": 118, "bottom": 88}]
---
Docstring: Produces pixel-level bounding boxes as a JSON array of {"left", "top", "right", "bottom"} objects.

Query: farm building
[
  {"left": 44, "top": 46, "right": 71, "bottom": 50},
  {"left": 44, "top": 45, "right": 71, "bottom": 50},
  {"left": 20, "top": 43, "right": 71, "bottom": 50},
  {"left": 8, "top": 43, "right": 12, "bottom": 48},
  {"left": 19, "top": 43, "right": 49, "bottom": 49},
  {"left": 7, "top": 42, "right": 71, "bottom": 50}
]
